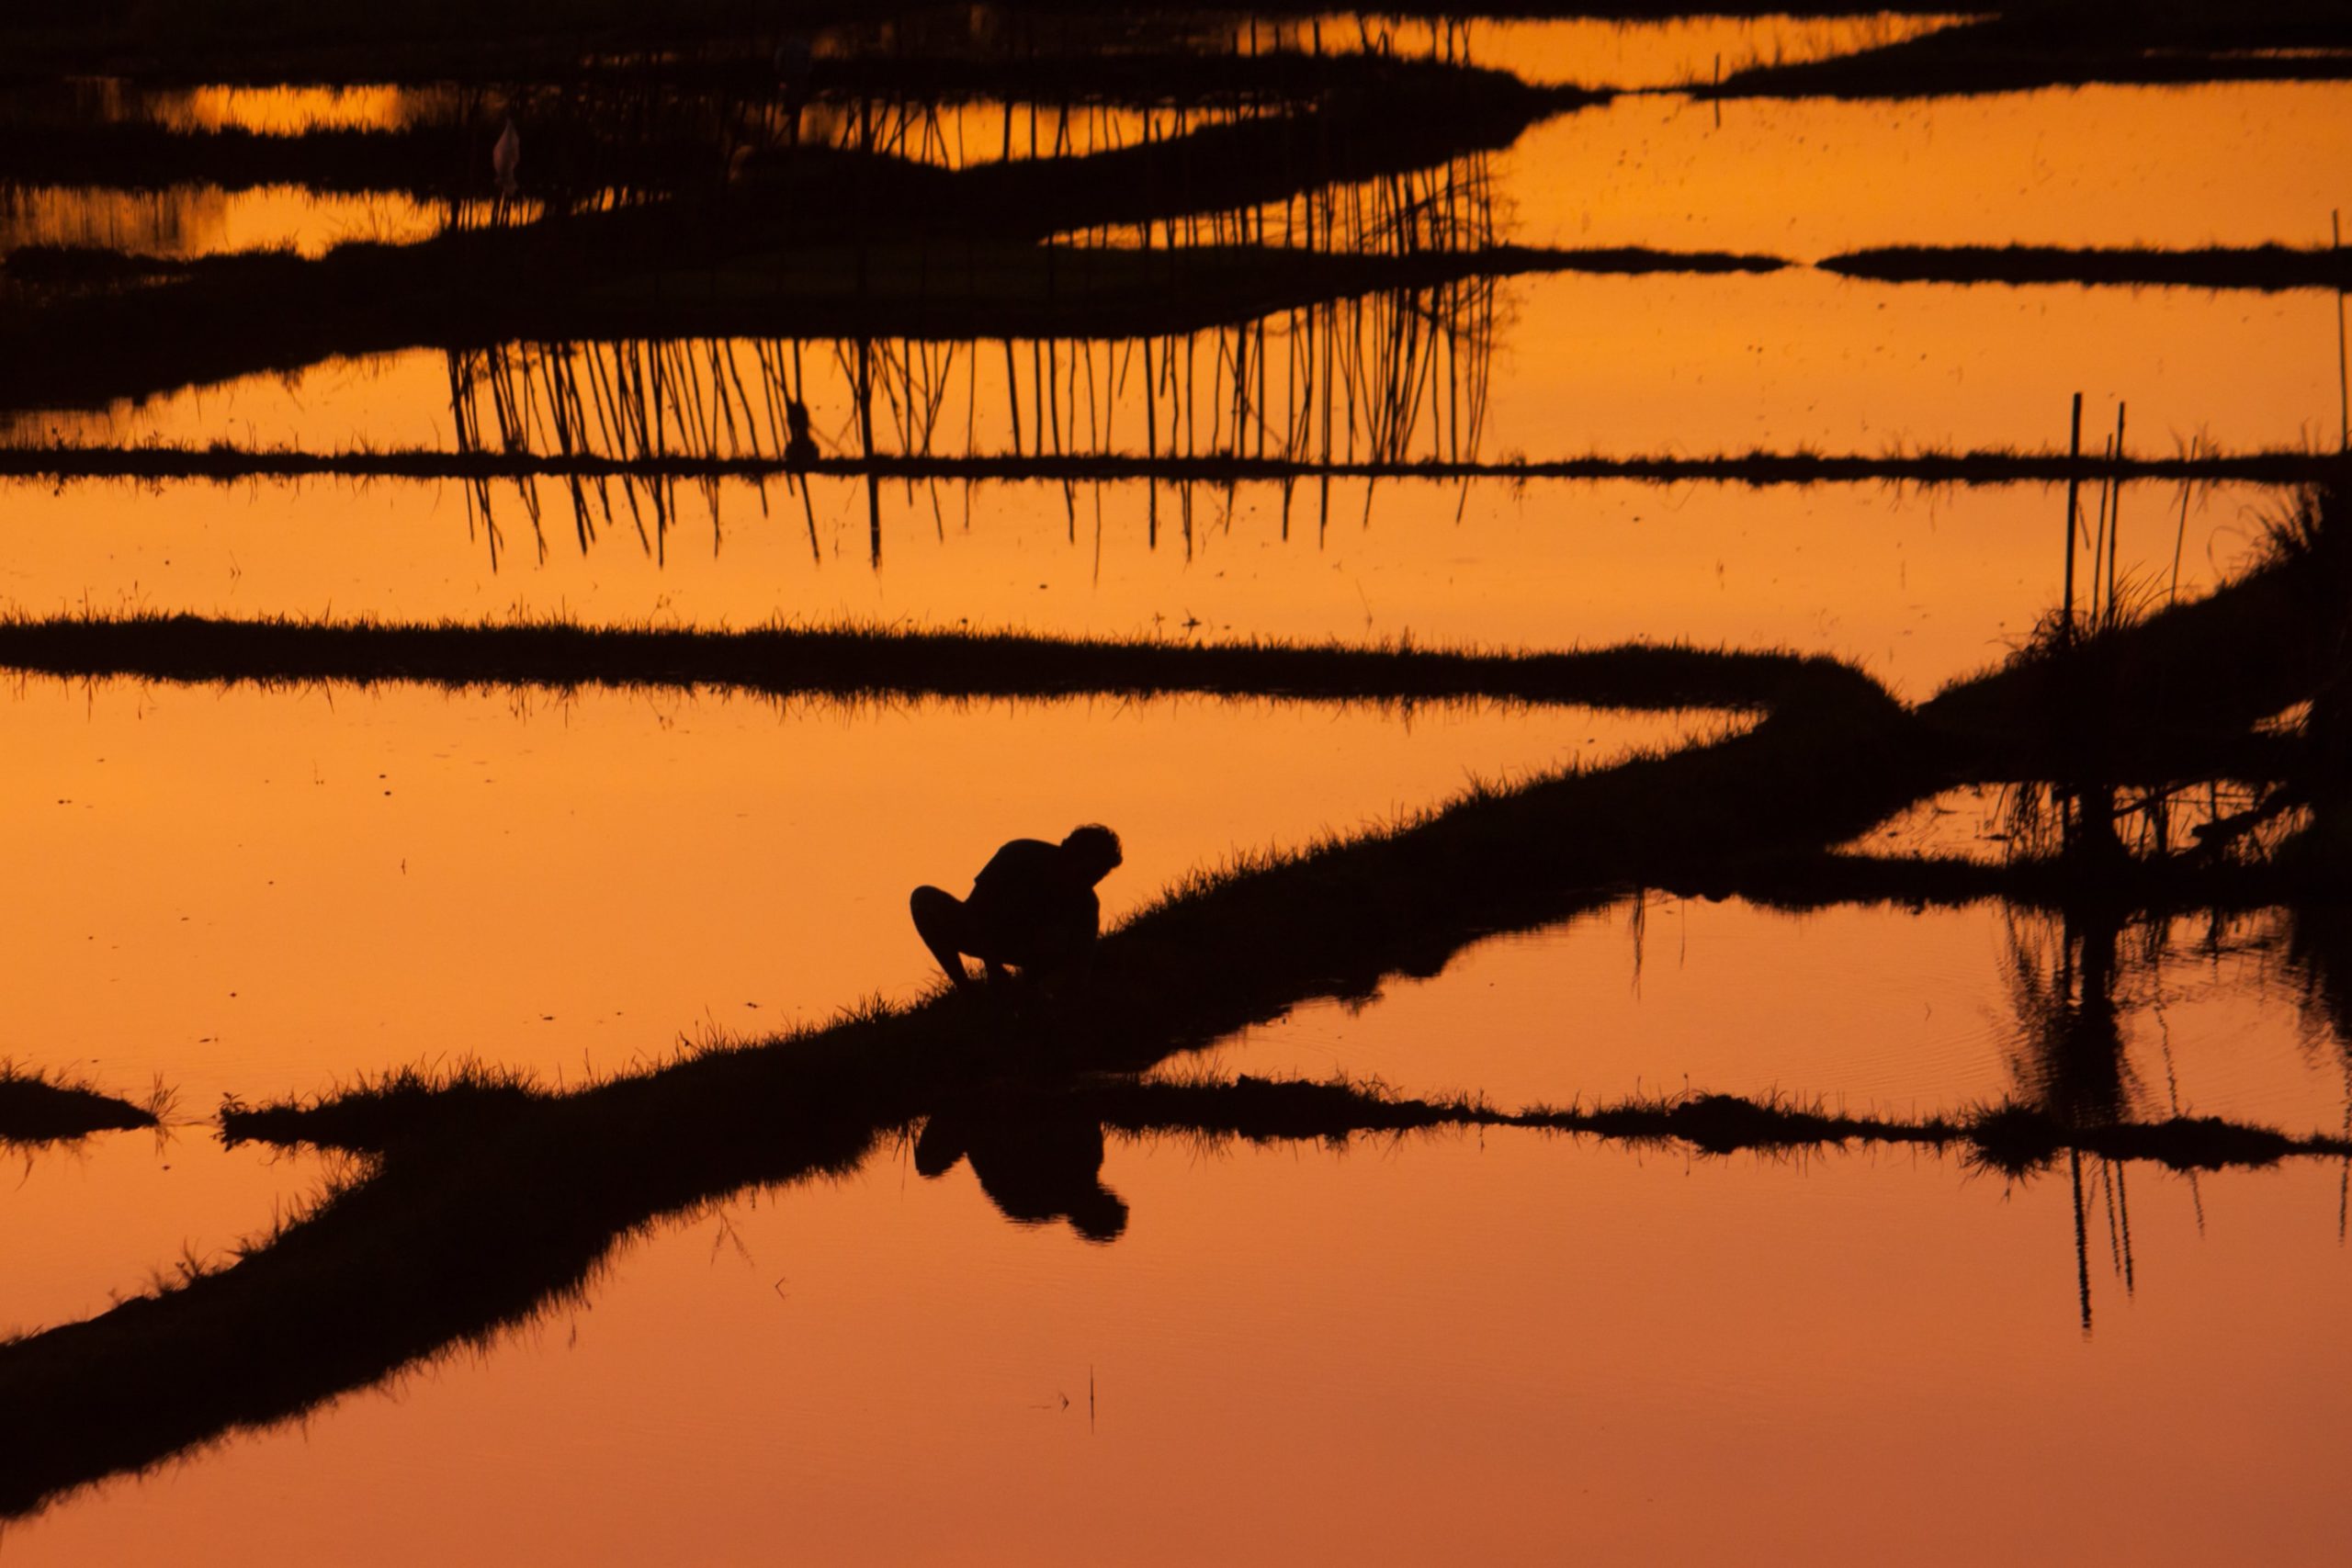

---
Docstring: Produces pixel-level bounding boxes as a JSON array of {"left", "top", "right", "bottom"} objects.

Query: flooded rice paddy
[
  {"left": 28, "top": 267, "right": 2343, "bottom": 456},
  {"left": 1, "top": 3, "right": 2347, "bottom": 1561},
  {"left": 23, "top": 1133, "right": 2350, "bottom": 1566},
  {"left": 0, "top": 476, "right": 2290, "bottom": 694},
  {"left": 0, "top": 183, "right": 479, "bottom": 259}
]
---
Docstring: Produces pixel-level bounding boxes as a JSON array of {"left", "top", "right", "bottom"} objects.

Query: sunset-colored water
[
  {"left": 7, "top": 1133, "right": 2347, "bottom": 1565},
  {"left": 1181, "top": 897, "right": 2350, "bottom": 1137},
  {"left": 34, "top": 270, "right": 2342, "bottom": 456},
  {"left": 0, "top": 183, "right": 498, "bottom": 257},
  {"left": 1250, "top": 10, "right": 1974, "bottom": 88},
  {"left": 0, "top": 7, "right": 2343, "bottom": 1559},
  {"left": 1, "top": 676, "right": 1707, "bottom": 1109},
  {"left": 1503, "top": 82, "right": 2352, "bottom": 254},
  {"left": 0, "top": 474, "right": 2282, "bottom": 695}
]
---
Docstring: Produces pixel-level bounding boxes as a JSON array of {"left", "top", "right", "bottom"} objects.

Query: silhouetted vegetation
[
  {"left": 0, "top": 1062, "right": 159, "bottom": 1145},
  {"left": 1822, "top": 244, "right": 2352, "bottom": 294},
  {"left": 0, "top": 612, "right": 1840, "bottom": 711},
  {"left": 6, "top": 444, "right": 2333, "bottom": 486}
]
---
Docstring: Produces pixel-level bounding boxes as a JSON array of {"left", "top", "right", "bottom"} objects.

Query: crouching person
[{"left": 910, "top": 824, "right": 1123, "bottom": 987}]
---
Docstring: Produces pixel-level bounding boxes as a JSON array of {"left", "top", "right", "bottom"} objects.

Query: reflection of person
[
  {"left": 916, "top": 1099, "right": 1128, "bottom": 1243},
  {"left": 910, "top": 825, "right": 1123, "bottom": 987}
]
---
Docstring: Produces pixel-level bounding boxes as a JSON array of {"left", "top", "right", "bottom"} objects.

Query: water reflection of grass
[
  {"left": 1080, "top": 1071, "right": 2349, "bottom": 1172},
  {"left": 1823, "top": 243, "right": 2352, "bottom": 294},
  {"left": 0, "top": 1061, "right": 160, "bottom": 1145}
]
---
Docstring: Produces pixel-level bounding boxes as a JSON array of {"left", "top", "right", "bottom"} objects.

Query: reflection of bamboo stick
[
  {"left": 2071, "top": 1146, "right": 2093, "bottom": 1335},
  {"left": 2115, "top": 1160, "right": 2135, "bottom": 1293},
  {"left": 2063, "top": 392, "right": 2083, "bottom": 642},
  {"left": 2107, "top": 402, "right": 2126, "bottom": 621},
  {"left": 1142, "top": 334, "right": 1158, "bottom": 547},
  {"left": 2089, "top": 433, "right": 2112, "bottom": 626},
  {"left": 1002, "top": 340, "right": 1023, "bottom": 455}
]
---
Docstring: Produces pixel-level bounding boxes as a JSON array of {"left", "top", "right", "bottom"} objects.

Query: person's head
[{"left": 1061, "top": 823, "right": 1124, "bottom": 884}]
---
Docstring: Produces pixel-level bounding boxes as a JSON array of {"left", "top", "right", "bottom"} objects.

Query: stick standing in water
[{"left": 910, "top": 825, "right": 1124, "bottom": 987}]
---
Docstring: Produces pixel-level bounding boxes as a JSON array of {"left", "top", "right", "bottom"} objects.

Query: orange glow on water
[
  {"left": 1506, "top": 84, "right": 2352, "bottom": 254},
  {"left": 0, "top": 677, "right": 1697, "bottom": 1115},
  {"left": 137, "top": 85, "right": 442, "bottom": 136},
  {"left": 6, "top": 1134, "right": 2349, "bottom": 1565},
  {"left": 1250, "top": 11, "right": 1971, "bottom": 88},
  {"left": 3, "top": 39, "right": 2346, "bottom": 1562},
  {"left": 0, "top": 184, "right": 481, "bottom": 257},
  {"left": 0, "top": 473, "right": 2280, "bottom": 696}
]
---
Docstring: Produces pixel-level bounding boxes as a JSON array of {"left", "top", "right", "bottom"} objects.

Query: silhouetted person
[
  {"left": 916, "top": 1098, "right": 1128, "bottom": 1242},
  {"left": 784, "top": 399, "right": 818, "bottom": 467},
  {"left": 910, "top": 824, "right": 1122, "bottom": 988}
]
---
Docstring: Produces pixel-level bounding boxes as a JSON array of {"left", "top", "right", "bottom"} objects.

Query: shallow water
[
  {"left": 3, "top": 27, "right": 2345, "bottom": 1558},
  {"left": 33, "top": 265, "right": 2342, "bottom": 457},
  {"left": 0, "top": 80, "right": 458, "bottom": 134},
  {"left": 0, "top": 182, "right": 476, "bottom": 258},
  {"left": 1502, "top": 82, "right": 2352, "bottom": 255},
  {"left": 1252, "top": 11, "right": 1973, "bottom": 90},
  {"left": 1176, "top": 895, "right": 2349, "bottom": 1139},
  {"left": 0, "top": 673, "right": 1705, "bottom": 1335},
  {"left": 0, "top": 473, "right": 2280, "bottom": 696},
  {"left": 6, "top": 1128, "right": 2348, "bottom": 1565},
  {"left": 0, "top": 1133, "right": 333, "bottom": 1341},
  {"left": 0, "top": 675, "right": 1705, "bottom": 1111}
]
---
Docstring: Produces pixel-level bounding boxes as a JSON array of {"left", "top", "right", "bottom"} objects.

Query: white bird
[{"left": 492, "top": 118, "right": 521, "bottom": 196}]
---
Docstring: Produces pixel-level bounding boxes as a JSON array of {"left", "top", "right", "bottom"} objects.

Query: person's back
[{"left": 910, "top": 825, "right": 1123, "bottom": 987}]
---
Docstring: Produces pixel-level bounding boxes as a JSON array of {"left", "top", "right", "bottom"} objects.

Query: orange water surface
[
  {"left": 5, "top": 1129, "right": 2346, "bottom": 1565},
  {"left": 37, "top": 270, "right": 2340, "bottom": 456},
  {"left": 2, "top": 42, "right": 2346, "bottom": 1566},
  {"left": 1506, "top": 82, "right": 2352, "bottom": 254},
  {"left": 0, "top": 474, "right": 2283, "bottom": 696}
]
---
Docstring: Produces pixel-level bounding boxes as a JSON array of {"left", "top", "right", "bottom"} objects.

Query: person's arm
[{"left": 1038, "top": 887, "right": 1102, "bottom": 976}]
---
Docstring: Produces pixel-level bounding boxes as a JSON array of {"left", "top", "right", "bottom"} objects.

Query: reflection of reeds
[
  {"left": 444, "top": 267, "right": 1497, "bottom": 563},
  {"left": 1991, "top": 897, "right": 2352, "bottom": 1327},
  {"left": 1822, "top": 243, "right": 2352, "bottom": 294},
  {"left": 1994, "top": 777, "right": 2306, "bottom": 866},
  {"left": 0, "top": 181, "right": 232, "bottom": 255}
]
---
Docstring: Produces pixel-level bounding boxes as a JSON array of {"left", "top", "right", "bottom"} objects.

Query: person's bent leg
[{"left": 910, "top": 886, "right": 978, "bottom": 987}]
